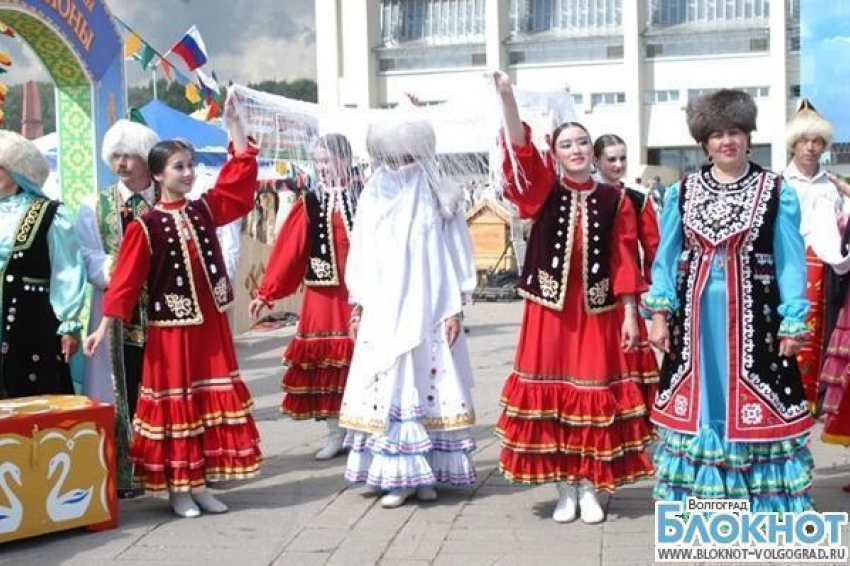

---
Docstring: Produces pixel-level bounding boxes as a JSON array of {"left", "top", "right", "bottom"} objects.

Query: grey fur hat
[
  {"left": 0, "top": 130, "right": 50, "bottom": 187},
  {"left": 685, "top": 89, "right": 758, "bottom": 144}
]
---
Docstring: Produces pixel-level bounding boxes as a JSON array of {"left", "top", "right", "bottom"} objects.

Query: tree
[
  {"left": 3, "top": 81, "right": 57, "bottom": 135},
  {"left": 247, "top": 79, "right": 317, "bottom": 102}
]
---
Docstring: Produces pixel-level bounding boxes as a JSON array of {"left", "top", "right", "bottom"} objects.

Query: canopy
[{"left": 139, "top": 99, "right": 229, "bottom": 165}]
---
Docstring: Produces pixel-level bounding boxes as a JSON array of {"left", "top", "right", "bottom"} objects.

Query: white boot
[
  {"left": 192, "top": 489, "right": 229, "bottom": 514},
  {"left": 416, "top": 486, "right": 438, "bottom": 502},
  {"left": 169, "top": 490, "right": 200, "bottom": 519},
  {"left": 315, "top": 418, "right": 346, "bottom": 460},
  {"left": 578, "top": 480, "right": 605, "bottom": 524},
  {"left": 552, "top": 482, "right": 578, "bottom": 523},
  {"left": 380, "top": 488, "right": 415, "bottom": 508}
]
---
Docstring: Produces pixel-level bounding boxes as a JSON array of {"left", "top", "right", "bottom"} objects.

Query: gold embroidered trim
[
  {"left": 518, "top": 185, "right": 579, "bottom": 311},
  {"left": 582, "top": 189, "right": 624, "bottom": 314},
  {"left": 13, "top": 198, "right": 50, "bottom": 251},
  {"left": 340, "top": 410, "right": 476, "bottom": 434}
]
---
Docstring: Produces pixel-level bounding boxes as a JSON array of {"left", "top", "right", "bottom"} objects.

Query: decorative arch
[{"left": 0, "top": 0, "right": 124, "bottom": 210}]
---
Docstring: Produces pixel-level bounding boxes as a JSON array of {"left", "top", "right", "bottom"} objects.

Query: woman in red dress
[
  {"left": 819, "top": 173, "right": 850, "bottom": 491},
  {"left": 249, "top": 134, "right": 358, "bottom": 460},
  {"left": 85, "top": 93, "right": 262, "bottom": 518},
  {"left": 593, "top": 134, "right": 661, "bottom": 423},
  {"left": 494, "top": 73, "right": 654, "bottom": 524}
]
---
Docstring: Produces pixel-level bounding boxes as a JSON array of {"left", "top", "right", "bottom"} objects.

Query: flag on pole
[
  {"left": 195, "top": 68, "right": 219, "bottom": 98},
  {"left": 124, "top": 32, "right": 142, "bottom": 59},
  {"left": 185, "top": 83, "right": 202, "bottom": 104},
  {"left": 170, "top": 26, "right": 208, "bottom": 71},
  {"left": 159, "top": 58, "right": 174, "bottom": 82},
  {"left": 139, "top": 44, "right": 156, "bottom": 70}
]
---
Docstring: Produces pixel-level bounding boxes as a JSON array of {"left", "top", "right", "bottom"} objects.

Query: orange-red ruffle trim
[
  {"left": 283, "top": 335, "right": 353, "bottom": 369},
  {"left": 130, "top": 375, "right": 262, "bottom": 492}
]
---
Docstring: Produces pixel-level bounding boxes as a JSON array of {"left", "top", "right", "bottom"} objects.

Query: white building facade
[{"left": 316, "top": 0, "right": 802, "bottom": 176}]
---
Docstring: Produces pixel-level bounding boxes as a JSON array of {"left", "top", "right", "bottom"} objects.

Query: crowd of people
[{"left": 2, "top": 78, "right": 849, "bottom": 524}]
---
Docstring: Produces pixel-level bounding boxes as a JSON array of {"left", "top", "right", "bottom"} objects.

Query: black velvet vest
[
  {"left": 1, "top": 198, "right": 72, "bottom": 398},
  {"left": 303, "top": 186, "right": 357, "bottom": 287},
  {"left": 518, "top": 182, "right": 622, "bottom": 313}
]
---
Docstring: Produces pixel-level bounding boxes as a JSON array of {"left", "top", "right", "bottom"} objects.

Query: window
[
  {"left": 510, "top": 0, "right": 624, "bottom": 35},
  {"left": 749, "top": 37, "right": 769, "bottom": 52},
  {"left": 381, "top": 0, "right": 486, "bottom": 45},
  {"left": 790, "top": 84, "right": 801, "bottom": 97},
  {"left": 742, "top": 86, "right": 770, "bottom": 99},
  {"left": 606, "top": 45, "right": 624, "bottom": 58},
  {"left": 471, "top": 53, "right": 487, "bottom": 66},
  {"left": 591, "top": 92, "right": 625, "bottom": 106},
  {"left": 650, "top": 0, "right": 770, "bottom": 25},
  {"left": 687, "top": 88, "right": 718, "bottom": 101},
  {"left": 571, "top": 93, "right": 584, "bottom": 106},
  {"left": 509, "top": 51, "right": 527, "bottom": 64},
  {"left": 646, "top": 43, "right": 663, "bottom": 57},
  {"left": 380, "top": 59, "right": 396, "bottom": 72},
  {"left": 644, "top": 89, "right": 680, "bottom": 104}
]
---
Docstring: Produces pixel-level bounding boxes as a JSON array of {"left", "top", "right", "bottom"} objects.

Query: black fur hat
[{"left": 685, "top": 89, "right": 758, "bottom": 144}]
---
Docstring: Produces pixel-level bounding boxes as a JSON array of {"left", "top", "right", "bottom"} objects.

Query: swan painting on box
[{"left": 0, "top": 438, "right": 24, "bottom": 535}]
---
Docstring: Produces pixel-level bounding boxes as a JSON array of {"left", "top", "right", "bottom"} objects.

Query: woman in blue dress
[{"left": 644, "top": 89, "right": 815, "bottom": 512}]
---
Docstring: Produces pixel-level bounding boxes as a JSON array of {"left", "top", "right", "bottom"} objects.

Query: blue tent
[{"left": 140, "top": 99, "right": 229, "bottom": 166}]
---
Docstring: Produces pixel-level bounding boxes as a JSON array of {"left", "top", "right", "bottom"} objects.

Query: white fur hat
[
  {"left": 101, "top": 119, "right": 159, "bottom": 165},
  {"left": 786, "top": 99, "right": 833, "bottom": 151},
  {"left": 366, "top": 115, "right": 436, "bottom": 161},
  {"left": 0, "top": 130, "right": 50, "bottom": 187}
]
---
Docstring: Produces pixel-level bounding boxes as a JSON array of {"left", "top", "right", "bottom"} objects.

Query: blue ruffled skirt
[{"left": 653, "top": 425, "right": 814, "bottom": 512}]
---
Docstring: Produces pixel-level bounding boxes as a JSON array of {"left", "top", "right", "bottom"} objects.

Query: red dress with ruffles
[
  {"left": 496, "top": 132, "right": 654, "bottom": 491},
  {"left": 257, "top": 197, "right": 353, "bottom": 419},
  {"left": 616, "top": 184, "right": 661, "bottom": 422},
  {"left": 103, "top": 150, "right": 262, "bottom": 493}
]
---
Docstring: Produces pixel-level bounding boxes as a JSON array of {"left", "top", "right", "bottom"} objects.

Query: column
[{"left": 621, "top": 0, "right": 646, "bottom": 175}]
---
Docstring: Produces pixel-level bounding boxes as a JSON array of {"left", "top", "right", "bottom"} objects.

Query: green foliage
[
  {"left": 3, "top": 81, "right": 57, "bottom": 134},
  {"left": 2, "top": 78, "right": 317, "bottom": 134},
  {"left": 247, "top": 78, "right": 317, "bottom": 102}
]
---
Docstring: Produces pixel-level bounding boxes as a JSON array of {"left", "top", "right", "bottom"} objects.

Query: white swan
[
  {"left": 46, "top": 453, "right": 93, "bottom": 523},
  {"left": 0, "top": 462, "right": 23, "bottom": 534}
]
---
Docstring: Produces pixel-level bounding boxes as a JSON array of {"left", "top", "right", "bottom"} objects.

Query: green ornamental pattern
[{"left": 0, "top": 9, "right": 93, "bottom": 213}]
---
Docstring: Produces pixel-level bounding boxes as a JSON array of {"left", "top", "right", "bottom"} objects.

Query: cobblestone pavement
[{"left": 2, "top": 302, "right": 849, "bottom": 565}]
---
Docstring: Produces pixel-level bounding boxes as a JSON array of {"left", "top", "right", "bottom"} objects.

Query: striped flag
[{"left": 170, "top": 26, "right": 208, "bottom": 71}]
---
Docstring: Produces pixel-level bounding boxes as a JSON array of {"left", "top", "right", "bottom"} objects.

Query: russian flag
[{"left": 170, "top": 26, "right": 208, "bottom": 71}]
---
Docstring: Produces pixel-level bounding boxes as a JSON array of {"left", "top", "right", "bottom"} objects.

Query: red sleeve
[
  {"left": 501, "top": 123, "right": 555, "bottom": 219},
  {"left": 638, "top": 199, "right": 660, "bottom": 285},
  {"left": 610, "top": 194, "right": 646, "bottom": 297},
  {"left": 103, "top": 220, "right": 151, "bottom": 323},
  {"left": 256, "top": 198, "right": 310, "bottom": 302},
  {"left": 201, "top": 143, "right": 260, "bottom": 227}
]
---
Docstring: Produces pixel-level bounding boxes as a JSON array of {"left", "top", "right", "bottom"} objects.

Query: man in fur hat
[
  {"left": 75, "top": 118, "right": 159, "bottom": 497},
  {"left": 783, "top": 100, "right": 850, "bottom": 407},
  {"left": 0, "top": 130, "right": 86, "bottom": 399}
]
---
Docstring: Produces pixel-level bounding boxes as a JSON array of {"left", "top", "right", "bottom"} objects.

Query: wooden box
[{"left": 0, "top": 395, "right": 117, "bottom": 544}]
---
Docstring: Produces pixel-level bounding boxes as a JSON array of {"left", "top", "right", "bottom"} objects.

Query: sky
[
  {"left": 1, "top": 0, "right": 317, "bottom": 85},
  {"left": 799, "top": 0, "right": 850, "bottom": 142}
]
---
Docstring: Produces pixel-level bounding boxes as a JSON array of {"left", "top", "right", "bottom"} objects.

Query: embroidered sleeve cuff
[
  {"left": 57, "top": 320, "right": 83, "bottom": 335},
  {"left": 778, "top": 320, "right": 812, "bottom": 341},
  {"left": 640, "top": 295, "right": 675, "bottom": 319}
]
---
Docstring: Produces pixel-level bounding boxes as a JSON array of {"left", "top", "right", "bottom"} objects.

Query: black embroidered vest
[
  {"left": 304, "top": 186, "right": 357, "bottom": 287},
  {"left": 139, "top": 199, "right": 234, "bottom": 326},
  {"left": 1, "top": 198, "right": 72, "bottom": 398},
  {"left": 655, "top": 164, "right": 813, "bottom": 440},
  {"left": 518, "top": 182, "right": 622, "bottom": 312}
]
